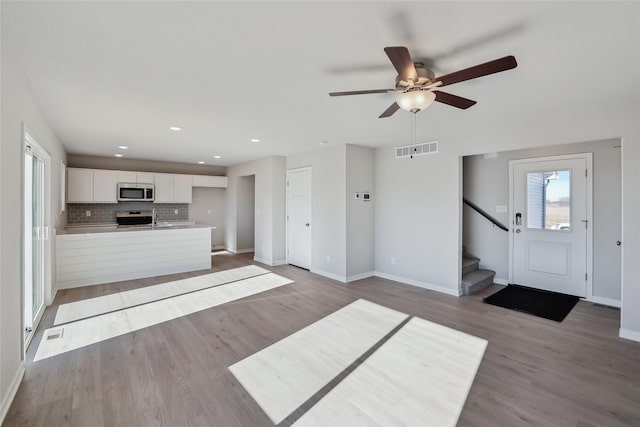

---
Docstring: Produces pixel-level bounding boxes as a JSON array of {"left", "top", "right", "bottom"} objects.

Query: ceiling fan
[{"left": 329, "top": 47, "right": 517, "bottom": 118}]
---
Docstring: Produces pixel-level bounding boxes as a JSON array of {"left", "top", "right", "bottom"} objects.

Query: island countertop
[{"left": 58, "top": 222, "right": 216, "bottom": 235}]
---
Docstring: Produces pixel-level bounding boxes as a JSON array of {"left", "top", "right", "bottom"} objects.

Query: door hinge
[
  {"left": 585, "top": 168, "right": 588, "bottom": 177},
  {"left": 287, "top": 180, "right": 289, "bottom": 186},
  {"left": 585, "top": 273, "right": 588, "bottom": 281},
  {"left": 286, "top": 215, "right": 289, "bottom": 221}
]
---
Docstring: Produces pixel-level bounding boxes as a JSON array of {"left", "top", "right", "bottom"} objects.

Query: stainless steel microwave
[{"left": 117, "top": 183, "right": 154, "bottom": 202}]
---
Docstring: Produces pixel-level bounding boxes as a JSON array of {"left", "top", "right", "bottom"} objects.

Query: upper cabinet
[
  {"left": 118, "top": 171, "right": 155, "bottom": 184},
  {"left": 92, "top": 170, "right": 118, "bottom": 203},
  {"left": 192, "top": 175, "right": 227, "bottom": 188},
  {"left": 67, "top": 167, "right": 225, "bottom": 204},
  {"left": 67, "top": 168, "right": 118, "bottom": 203},
  {"left": 154, "top": 173, "right": 192, "bottom": 203},
  {"left": 67, "top": 168, "right": 94, "bottom": 202}
]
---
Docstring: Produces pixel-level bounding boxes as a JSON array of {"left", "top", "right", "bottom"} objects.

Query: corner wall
[
  {"left": 225, "top": 156, "right": 285, "bottom": 265},
  {"left": 1, "top": 49, "right": 67, "bottom": 421}
]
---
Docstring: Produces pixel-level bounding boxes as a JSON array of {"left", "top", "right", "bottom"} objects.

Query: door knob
[
  {"left": 515, "top": 229, "right": 521, "bottom": 233},
  {"left": 616, "top": 240, "right": 621, "bottom": 246},
  {"left": 305, "top": 223, "right": 310, "bottom": 227}
]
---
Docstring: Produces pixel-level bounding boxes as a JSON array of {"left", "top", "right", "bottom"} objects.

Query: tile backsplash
[{"left": 67, "top": 202, "right": 189, "bottom": 224}]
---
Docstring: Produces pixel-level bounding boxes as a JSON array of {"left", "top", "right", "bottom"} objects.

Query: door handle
[
  {"left": 305, "top": 223, "right": 310, "bottom": 227},
  {"left": 515, "top": 212, "right": 522, "bottom": 226},
  {"left": 515, "top": 229, "right": 521, "bottom": 233}
]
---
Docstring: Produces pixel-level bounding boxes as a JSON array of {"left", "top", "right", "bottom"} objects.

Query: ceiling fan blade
[
  {"left": 433, "top": 91, "right": 477, "bottom": 109},
  {"left": 329, "top": 89, "right": 394, "bottom": 97},
  {"left": 433, "top": 55, "right": 517, "bottom": 87},
  {"left": 379, "top": 102, "right": 400, "bottom": 118},
  {"left": 384, "top": 46, "right": 418, "bottom": 83}
]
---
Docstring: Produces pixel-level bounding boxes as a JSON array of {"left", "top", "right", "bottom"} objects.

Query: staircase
[{"left": 461, "top": 249, "right": 496, "bottom": 295}]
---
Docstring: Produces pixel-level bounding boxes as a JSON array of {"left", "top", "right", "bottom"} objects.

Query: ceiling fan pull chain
[{"left": 410, "top": 112, "right": 416, "bottom": 159}]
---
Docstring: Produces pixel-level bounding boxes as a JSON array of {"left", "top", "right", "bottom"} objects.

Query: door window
[{"left": 526, "top": 169, "right": 571, "bottom": 230}]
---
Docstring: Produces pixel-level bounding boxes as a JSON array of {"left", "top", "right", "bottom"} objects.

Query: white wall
[
  {"left": 189, "top": 187, "right": 226, "bottom": 250},
  {"left": 287, "top": 146, "right": 347, "bottom": 280},
  {"left": 463, "top": 139, "right": 621, "bottom": 303},
  {"left": 374, "top": 145, "right": 462, "bottom": 296},
  {"left": 236, "top": 175, "right": 255, "bottom": 251},
  {"left": 225, "top": 156, "right": 285, "bottom": 265},
  {"left": 1, "top": 49, "right": 67, "bottom": 421},
  {"left": 372, "top": 103, "right": 639, "bottom": 340},
  {"left": 346, "top": 145, "right": 375, "bottom": 280}
]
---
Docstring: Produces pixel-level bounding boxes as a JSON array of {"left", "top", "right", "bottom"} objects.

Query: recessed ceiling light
[
  {"left": 118, "top": 145, "right": 128, "bottom": 150},
  {"left": 169, "top": 126, "right": 182, "bottom": 132},
  {"left": 250, "top": 138, "right": 260, "bottom": 143},
  {"left": 197, "top": 161, "right": 205, "bottom": 164},
  {"left": 213, "top": 155, "right": 221, "bottom": 159},
  {"left": 114, "top": 153, "right": 123, "bottom": 157}
]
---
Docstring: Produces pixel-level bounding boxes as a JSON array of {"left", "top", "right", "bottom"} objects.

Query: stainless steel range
[{"left": 116, "top": 210, "right": 153, "bottom": 227}]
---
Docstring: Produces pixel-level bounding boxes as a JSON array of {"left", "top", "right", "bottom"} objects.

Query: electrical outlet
[
  {"left": 85, "top": 210, "right": 91, "bottom": 217},
  {"left": 326, "top": 255, "right": 331, "bottom": 263},
  {"left": 174, "top": 209, "right": 178, "bottom": 215},
  {"left": 391, "top": 257, "right": 396, "bottom": 265}
]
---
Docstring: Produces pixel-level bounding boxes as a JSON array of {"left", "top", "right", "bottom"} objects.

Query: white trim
[
  {"left": 509, "top": 153, "right": 594, "bottom": 299},
  {"left": 493, "top": 277, "right": 509, "bottom": 286},
  {"left": 310, "top": 268, "right": 346, "bottom": 283},
  {"left": 227, "top": 248, "right": 238, "bottom": 254},
  {"left": 373, "top": 271, "right": 461, "bottom": 297},
  {"left": 587, "top": 296, "right": 621, "bottom": 308},
  {"left": 253, "top": 256, "right": 286, "bottom": 267},
  {"left": 235, "top": 248, "right": 254, "bottom": 254},
  {"left": 346, "top": 271, "right": 375, "bottom": 282},
  {"left": 0, "top": 363, "right": 25, "bottom": 424},
  {"left": 619, "top": 328, "right": 640, "bottom": 343}
]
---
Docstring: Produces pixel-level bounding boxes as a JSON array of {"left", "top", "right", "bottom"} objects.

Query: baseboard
[
  {"left": 373, "top": 271, "right": 461, "bottom": 297},
  {"left": 619, "top": 328, "right": 640, "bottom": 343},
  {"left": 587, "top": 296, "right": 621, "bottom": 308},
  {"left": 346, "top": 271, "right": 375, "bottom": 282},
  {"left": 253, "top": 256, "right": 286, "bottom": 267},
  {"left": 0, "top": 362, "right": 25, "bottom": 424},
  {"left": 493, "top": 277, "right": 509, "bottom": 286},
  {"left": 235, "top": 248, "right": 254, "bottom": 254},
  {"left": 310, "top": 268, "right": 347, "bottom": 283}
]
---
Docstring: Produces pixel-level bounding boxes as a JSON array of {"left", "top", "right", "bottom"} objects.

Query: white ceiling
[{"left": 3, "top": 1, "right": 639, "bottom": 166}]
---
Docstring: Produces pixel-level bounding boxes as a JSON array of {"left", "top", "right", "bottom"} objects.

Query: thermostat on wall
[{"left": 362, "top": 192, "right": 371, "bottom": 201}]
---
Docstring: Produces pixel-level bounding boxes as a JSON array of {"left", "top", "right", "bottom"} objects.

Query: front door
[
  {"left": 286, "top": 167, "right": 312, "bottom": 269},
  {"left": 510, "top": 154, "right": 591, "bottom": 297}
]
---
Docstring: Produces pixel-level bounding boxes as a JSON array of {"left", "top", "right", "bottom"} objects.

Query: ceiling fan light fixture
[{"left": 395, "top": 90, "right": 436, "bottom": 113}]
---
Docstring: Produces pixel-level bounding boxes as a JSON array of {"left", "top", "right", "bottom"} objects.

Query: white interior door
[
  {"left": 510, "top": 155, "right": 591, "bottom": 297},
  {"left": 287, "top": 168, "right": 312, "bottom": 269}
]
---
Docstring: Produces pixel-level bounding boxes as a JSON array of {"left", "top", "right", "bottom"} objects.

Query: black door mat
[{"left": 483, "top": 284, "right": 580, "bottom": 322}]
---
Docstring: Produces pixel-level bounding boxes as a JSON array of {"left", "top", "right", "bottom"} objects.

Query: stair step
[
  {"left": 461, "top": 269, "right": 495, "bottom": 296},
  {"left": 462, "top": 256, "right": 480, "bottom": 275}
]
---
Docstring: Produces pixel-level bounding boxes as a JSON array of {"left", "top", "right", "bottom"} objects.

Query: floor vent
[
  {"left": 46, "top": 328, "right": 64, "bottom": 340},
  {"left": 395, "top": 141, "right": 439, "bottom": 159}
]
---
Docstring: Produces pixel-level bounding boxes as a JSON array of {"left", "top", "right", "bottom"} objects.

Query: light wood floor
[{"left": 4, "top": 253, "right": 640, "bottom": 426}]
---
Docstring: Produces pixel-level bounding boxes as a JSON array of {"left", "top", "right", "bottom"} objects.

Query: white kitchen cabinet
[
  {"left": 118, "top": 171, "right": 155, "bottom": 184},
  {"left": 154, "top": 173, "right": 192, "bottom": 203},
  {"left": 154, "top": 173, "right": 175, "bottom": 203},
  {"left": 118, "top": 171, "right": 137, "bottom": 183},
  {"left": 136, "top": 172, "right": 155, "bottom": 184},
  {"left": 93, "top": 170, "right": 118, "bottom": 203},
  {"left": 192, "top": 175, "right": 227, "bottom": 188},
  {"left": 174, "top": 174, "right": 193, "bottom": 203},
  {"left": 67, "top": 168, "right": 93, "bottom": 202}
]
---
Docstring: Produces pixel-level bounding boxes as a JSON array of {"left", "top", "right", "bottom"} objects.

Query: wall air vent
[{"left": 395, "top": 141, "right": 439, "bottom": 159}]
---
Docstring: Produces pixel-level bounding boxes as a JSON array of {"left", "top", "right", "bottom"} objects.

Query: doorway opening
[
  {"left": 23, "top": 128, "right": 51, "bottom": 347},
  {"left": 236, "top": 175, "right": 255, "bottom": 253},
  {"left": 462, "top": 139, "right": 621, "bottom": 306}
]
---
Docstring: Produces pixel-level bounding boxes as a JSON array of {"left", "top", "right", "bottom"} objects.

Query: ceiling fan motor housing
[{"left": 395, "top": 65, "right": 435, "bottom": 90}]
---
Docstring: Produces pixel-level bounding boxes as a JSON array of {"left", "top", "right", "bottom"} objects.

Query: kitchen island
[{"left": 56, "top": 224, "right": 213, "bottom": 289}]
